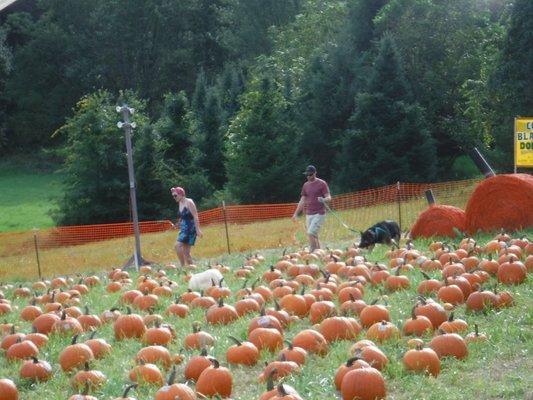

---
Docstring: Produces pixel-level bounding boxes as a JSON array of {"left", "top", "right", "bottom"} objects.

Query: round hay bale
[
  {"left": 465, "top": 173, "right": 533, "bottom": 233},
  {"left": 410, "top": 205, "right": 466, "bottom": 239}
]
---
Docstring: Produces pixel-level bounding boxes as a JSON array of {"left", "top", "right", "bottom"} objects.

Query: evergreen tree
[
  {"left": 215, "top": 62, "right": 246, "bottom": 128},
  {"left": 0, "top": 28, "right": 12, "bottom": 151},
  {"left": 53, "top": 90, "right": 150, "bottom": 225},
  {"left": 487, "top": 0, "right": 533, "bottom": 171},
  {"left": 191, "top": 69, "right": 208, "bottom": 115},
  {"left": 134, "top": 125, "right": 169, "bottom": 220},
  {"left": 153, "top": 91, "right": 192, "bottom": 182},
  {"left": 226, "top": 76, "right": 302, "bottom": 203},
  {"left": 334, "top": 34, "right": 436, "bottom": 190},
  {"left": 295, "top": 0, "right": 387, "bottom": 181},
  {"left": 190, "top": 88, "right": 226, "bottom": 190}
]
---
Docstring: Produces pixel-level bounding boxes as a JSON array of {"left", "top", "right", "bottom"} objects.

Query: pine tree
[
  {"left": 226, "top": 76, "right": 302, "bottom": 203},
  {"left": 53, "top": 90, "right": 150, "bottom": 225},
  {"left": 190, "top": 88, "right": 226, "bottom": 190},
  {"left": 134, "top": 125, "right": 169, "bottom": 220},
  {"left": 153, "top": 91, "right": 192, "bottom": 181},
  {"left": 334, "top": 34, "right": 437, "bottom": 190},
  {"left": 295, "top": 0, "right": 388, "bottom": 181}
]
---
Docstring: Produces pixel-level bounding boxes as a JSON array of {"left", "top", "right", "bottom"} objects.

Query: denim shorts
[{"left": 306, "top": 213, "right": 325, "bottom": 236}]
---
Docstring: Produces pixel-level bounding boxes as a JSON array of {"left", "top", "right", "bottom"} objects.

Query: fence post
[
  {"left": 222, "top": 201, "right": 231, "bottom": 254},
  {"left": 425, "top": 189, "right": 436, "bottom": 205},
  {"left": 32, "top": 228, "right": 42, "bottom": 280},
  {"left": 396, "top": 181, "right": 402, "bottom": 231}
]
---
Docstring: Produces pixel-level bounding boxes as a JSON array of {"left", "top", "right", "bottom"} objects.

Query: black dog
[{"left": 358, "top": 220, "right": 401, "bottom": 251}]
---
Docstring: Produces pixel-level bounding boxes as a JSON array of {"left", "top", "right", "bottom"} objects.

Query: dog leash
[{"left": 323, "top": 202, "right": 359, "bottom": 234}]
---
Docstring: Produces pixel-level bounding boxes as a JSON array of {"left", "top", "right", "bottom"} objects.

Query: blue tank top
[{"left": 178, "top": 207, "right": 195, "bottom": 233}]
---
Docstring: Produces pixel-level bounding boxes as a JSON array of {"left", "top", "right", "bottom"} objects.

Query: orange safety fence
[{"left": 0, "top": 178, "right": 484, "bottom": 277}]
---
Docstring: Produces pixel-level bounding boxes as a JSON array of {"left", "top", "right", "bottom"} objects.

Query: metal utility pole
[{"left": 117, "top": 104, "right": 143, "bottom": 271}]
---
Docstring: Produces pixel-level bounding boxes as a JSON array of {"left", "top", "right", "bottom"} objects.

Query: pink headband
[{"left": 170, "top": 186, "right": 185, "bottom": 197}]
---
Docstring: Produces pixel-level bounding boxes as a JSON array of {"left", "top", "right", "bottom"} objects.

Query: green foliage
[
  {"left": 0, "top": 28, "right": 12, "bottom": 151},
  {"left": 0, "top": 0, "right": 525, "bottom": 217},
  {"left": 226, "top": 76, "right": 302, "bottom": 203},
  {"left": 222, "top": 0, "right": 302, "bottom": 60},
  {"left": 374, "top": 0, "right": 509, "bottom": 177},
  {"left": 335, "top": 34, "right": 437, "bottom": 190},
  {"left": 134, "top": 125, "right": 170, "bottom": 221},
  {"left": 152, "top": 91, "right": 192, "bottom": 185},
  {"left": 486, "top": 0, "right": 533, "bottom": 171},
  {"left": 294, "top": 0, "right": 386, "bottom": 181},
  {"left": 53, "top": 90, "right": 149, "bottom": 225}
]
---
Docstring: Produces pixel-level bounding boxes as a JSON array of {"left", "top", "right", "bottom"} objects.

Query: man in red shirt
[{"left": 292, "top": 165, "right": 331, "bottom": 251}]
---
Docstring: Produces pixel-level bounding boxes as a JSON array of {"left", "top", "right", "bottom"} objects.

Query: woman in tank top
[{"left": 170, "top": 186, "right": 203, "bottom": 267}]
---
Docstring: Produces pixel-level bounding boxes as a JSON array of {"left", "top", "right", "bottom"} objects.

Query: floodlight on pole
[{"left": 117, "top": 104, "right": 143, "bottom": 271}]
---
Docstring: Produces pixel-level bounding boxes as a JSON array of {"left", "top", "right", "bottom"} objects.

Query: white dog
[{"left": 188, "top": 268, "right": 224, "bottom": 291}]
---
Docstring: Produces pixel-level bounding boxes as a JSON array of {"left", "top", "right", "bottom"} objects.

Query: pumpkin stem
[
  {"left": 167, "top": 365, "right": 177, "bottom": 385},
  {"left": 84, "top": 361, "right": 90, "bottom": 371},
  {"left": 31, "top": 356, "right": 39, "bottom": 363},
  {"left": 346, "top": 356, "right": 362, "bottom": 367},
  {"left": 273, "top": 299, "right": 281, "bottom": 311},
  {"left": 448, "top": 312, "right": 454, "bottom": 322},
  {"left": 259, "top": 307, "right": 266, "bottom": 316},
  {"left": 283, "top": 340, "right": 293, "bottom": 350},
  {"left": 210, "top": 358, "right": 220, "bottom": 368},
  {"left": 227, "top": 335, "right": 242, "bottom": 346},
  {"left": 192, "top": 322, "right": 201, "bottom": 333},
  {"left": 251, "top": 277, "right": 260, "bottom": 290},
  {"left": 421, "top": 271, "right": 431, "bottom": 280},
  {"left": 89, "top": 329, "right": 97, "bottom": 340},
  {"left": 71, "top": 334, "right": 79, "bottom": 345},
  {"left": 411, "top": 306, "right": 417, "bottom": 320},
  {"left": 122, "top": 383, "right": 137, "bottom": 398},
  {"left": 200, "top": 347, "right": 208, "bottom": 356},
  {"left": 474, "top": 323, "right": 479, "bottom": 336},
  {"left": 126, "top": 306, "right": 132, "bottom": 315},
  {"left": 219, "top": 277, "right": 224, "bottom": 288},
  {"left": 278, "top": 352, "right": 287, "bottom": 362},
  {"left": 266, "top": 368, "right": 277, "bottom": 391}
]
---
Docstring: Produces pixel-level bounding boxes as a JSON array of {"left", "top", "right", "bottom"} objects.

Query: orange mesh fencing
[{"left": 0, "top": 178, "right": 498, "bottom": 278}]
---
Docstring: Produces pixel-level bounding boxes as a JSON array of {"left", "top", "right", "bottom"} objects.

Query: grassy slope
[
  {"left": 0, "top": 161, "right": 63, "bottom": 232},
  {"left": 0, "top": 233, "right": 531, "bottom": 400}
]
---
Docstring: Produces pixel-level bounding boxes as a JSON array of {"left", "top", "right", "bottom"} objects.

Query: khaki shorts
[{"left": 306, "top": 213, "right": 325, "bottom": 237}]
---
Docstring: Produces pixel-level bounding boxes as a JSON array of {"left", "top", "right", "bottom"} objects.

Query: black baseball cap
[{"left": 303, "top": 165, "right": 317, "bottom": 175}]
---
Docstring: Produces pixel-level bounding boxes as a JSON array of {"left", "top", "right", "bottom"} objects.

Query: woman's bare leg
[
  {"left": 183, "top": 243, "right": 193, "bottom": 266},
  {"left": 175, "top": 242, "right": 186, "bottom": 267}
]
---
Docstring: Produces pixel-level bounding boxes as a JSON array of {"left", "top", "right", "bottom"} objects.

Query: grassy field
[
  {"left": 0, "top": 231, "right": 531, "bottom": 400},
  {"left": 0, "top": 159, "right": 63, "bottom": 232}
]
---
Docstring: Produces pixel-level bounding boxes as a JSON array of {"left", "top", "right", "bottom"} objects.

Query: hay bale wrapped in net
[
  {"left": 465, "top": 173, "right": 533, "bottom": 233},
  {"left": 410, "top": 205, "right": 466, "bottom": 239}
]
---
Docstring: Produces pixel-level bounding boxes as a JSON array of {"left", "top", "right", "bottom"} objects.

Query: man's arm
[{"left": 292, "top": 196, "right": 306, "bottom": 222}]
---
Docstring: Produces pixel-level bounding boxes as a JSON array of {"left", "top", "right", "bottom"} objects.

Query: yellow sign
[{"left": 515, "top": 117, "right": 533, "bottom": 168}]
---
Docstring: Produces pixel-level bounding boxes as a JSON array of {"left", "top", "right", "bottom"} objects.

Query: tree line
[{"left": 0, "top": 0, "right": 531, "bottom": 226}]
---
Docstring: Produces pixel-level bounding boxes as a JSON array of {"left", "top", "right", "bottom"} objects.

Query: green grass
[
  {"left": 0, "top": 232, "right": 531, "bottom": 399},
  {"left": 0, "top": 160, "right": 63, "bottom": 232}
]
